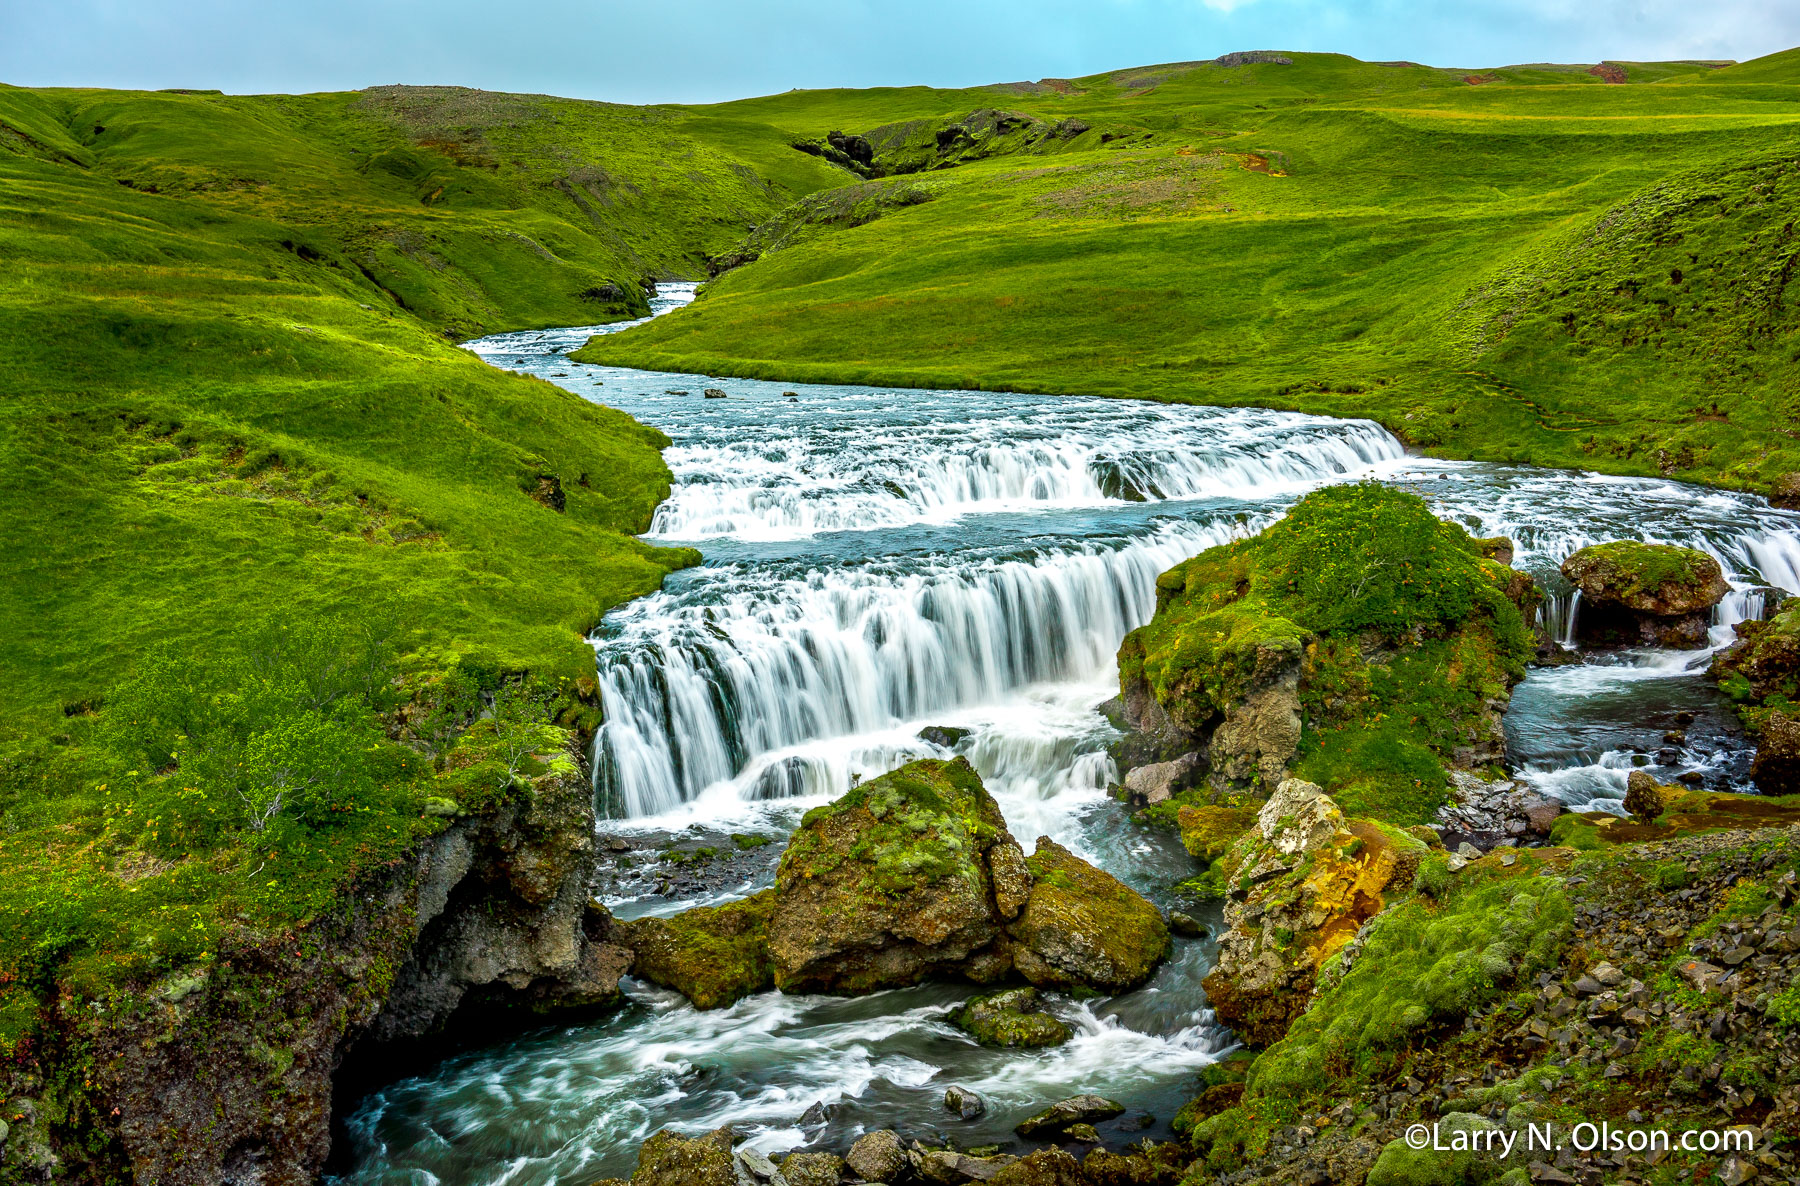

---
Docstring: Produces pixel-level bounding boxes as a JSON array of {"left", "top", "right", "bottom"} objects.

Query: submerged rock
[
  {"left": 1561, "top": 540, "right": 1729, "bottom": 648},
  {"left": 615, "top": 890, "right": 775, "bottom": 1009},
  {"left": 955, "top": 986, "right": 1072, "bottom": 1048}
]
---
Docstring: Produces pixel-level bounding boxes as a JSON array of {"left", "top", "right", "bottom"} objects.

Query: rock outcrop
[
  {"left": 1201, "top": 779, "right": 1425, "bottom": 1046},
  {"left": 1711, "top": 596, "right": 1800, "bottom": 794},
  {"left": 1560, "top": 540, "right": 1730, "bottom": 648},
  {"left": 43, "top": 739, "right": 630, "bottom": 1186},
  {"left": 767, "top": 758, "right": 1168, "bottom": 996},
  {"left": 1113, "top": 485, "right": 1533, "bottom": 819}
]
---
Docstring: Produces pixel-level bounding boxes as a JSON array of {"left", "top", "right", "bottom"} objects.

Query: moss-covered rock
[
  {"left": 1201, "top": 779, "right": 1427, "bottom": 1046},
  {"left": 767, "top": 757, "right": 1023, "bottom": 993},
  {"left": 1176, "top": 804, "right": 1257, "bottom": 862},
  {"left": 615, "top": 891, "right": 774, "bottom": 1009},
  {"left": 1365, "top": 1112, "right": 1508, "bottom": 1186},
  {"left": 1116, "top": 485, "right": 1531, "bottom": 821},
  {"left": 954, "top": 986, "right": 1072, "bottom": 1048},
  {"left": 1712, "top": 598, "right": 1800, "bottom": 792},
  {"left": 1008, "top": 839, "right": 1170, "bottom": 993},
  {"left": 1561, "top": 540, "right": 1730, "bottom": 649},
  {"left": 631, "top": 1127, "right": 737, "bottom": 1186}
]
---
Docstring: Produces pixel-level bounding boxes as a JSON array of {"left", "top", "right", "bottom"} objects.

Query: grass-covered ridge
[{"left": 579, "top": 49, "right": 1800, "bottom": 497}]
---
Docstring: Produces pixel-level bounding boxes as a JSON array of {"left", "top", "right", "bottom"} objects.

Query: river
[{"left": 333, "top": 284, "right": 1800, "bottom": 1185}]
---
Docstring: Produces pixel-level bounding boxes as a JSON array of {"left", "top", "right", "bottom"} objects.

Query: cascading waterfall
[
  {"left": 648, "top": 414, "right": 1405, "bottom": 540},
  {"left": 337, "top": 300, "right": 1800, "bottom": 1186},
  {"left": 1539, "top": 589, "right": 1582, "bottom": 648},
  {"left": 593, "top": 520, "right": 1240, "bottom": 818}
]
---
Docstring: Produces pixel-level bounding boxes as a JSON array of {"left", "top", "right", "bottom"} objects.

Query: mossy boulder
[
  {"left": 1202, "top": 779, "right": 1426, "bottom": 1046},
  {"left": 1177, "top": 804, "right": 1258, "bottom": 862},
  {"left": 1116, "top": 485, "right": 1531, "bottom": 820},
  {"left": 955, "top": 986, "right": 1073, "bottom": 1048},
  {"left": 632, "top": 1127, "right": 737, "bottom": 1186},
  {"left": 1561, "top": 541, "right": 1729, "bottom": 649},
  {"left": 767, "top": 757, "right": 1024, "bottom": 993},
  {"left": 1008, "top": 839, "right": 1171, "bottom": 993},
  {"left": 615, "top": 891, "right": 774, "bottom": 1009}
]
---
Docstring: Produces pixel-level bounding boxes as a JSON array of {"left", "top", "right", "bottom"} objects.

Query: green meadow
[{"left": 583, "top": 50, "right": 1800, "bottom": 496}]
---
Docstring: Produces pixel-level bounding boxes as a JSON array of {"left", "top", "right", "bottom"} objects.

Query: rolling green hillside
[{"left": 581, "top": 50, "right": 1800, "bottom": 497}]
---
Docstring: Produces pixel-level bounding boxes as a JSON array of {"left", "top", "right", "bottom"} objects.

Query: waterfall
[
  {"left": 646, "top": 406, "right": 1406, "bottom": 541},
  {"left": 1539, "top": 590, "right": 1582, "bottom": 648},
  {"left": 593, "top": 519, "right": 1242, "bottom": 818}
]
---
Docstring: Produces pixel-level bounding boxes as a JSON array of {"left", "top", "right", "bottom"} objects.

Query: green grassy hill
[
  {"left": 0, "top": 80, "right": 847, "bottom": 1054},
  {"left": 580, "top": 50, "right": 1800, "bottom": 496}
]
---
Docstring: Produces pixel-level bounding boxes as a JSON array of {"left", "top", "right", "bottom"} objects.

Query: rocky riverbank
[{"left": 1, "top": 729, "right": 630, "bottom": 1185}]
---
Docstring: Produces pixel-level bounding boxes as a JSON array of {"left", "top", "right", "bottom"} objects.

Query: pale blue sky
[{"left": 3, "top": 0, "right": 1796, "bottom": 104}]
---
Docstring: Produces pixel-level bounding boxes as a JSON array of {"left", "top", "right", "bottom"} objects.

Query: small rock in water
[
  {"left": 1014, "top": 1095, "right": 1125, "bottom": 1137},
  {"left": 705, "top": 388, "right": 729, "bottom": 399},
  {"left": 918, "top": 725, "right": 971, "bottom": 748},
  {"left": 665, "top": 389, "right": 689, "bottom": 395},
  {"left": 1064, "top": 1124, "right": 1102, "bottom": 1144},
  {"left": 1168, "top": 911, "right": 1206, "bottom": 938},
  {"left": 945, "top": 1085, "right": 986, "bottom": 1120},
  {"left": 798, "top": 1101, "right": 832, "bottom": 1131}
]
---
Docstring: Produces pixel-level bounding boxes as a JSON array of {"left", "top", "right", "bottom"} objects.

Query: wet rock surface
[{"left": 955, "top": 987, "right": 1073, "bottom": 1048}]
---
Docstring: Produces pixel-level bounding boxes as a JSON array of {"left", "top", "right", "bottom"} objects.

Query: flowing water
[{"left": 335, "top": 285, "right": 1800, "bottom": 1184}]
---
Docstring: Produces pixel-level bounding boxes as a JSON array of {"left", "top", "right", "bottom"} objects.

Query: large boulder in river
[
  {"left": 768, "top": 758, "right": 1168, "bottom": 995},
  {"left": 1201, "top": 779, "right": 1427, "bottom": 1046},
  {"left": 1114, "top": 485, "right": 1532, "bottom": 820},
  {"left": 615, "top": 891, "right": 774, "bottom": 1009},
  {"left": 768, "top": 758, "right": 1022, "bottom": 993},
  {"left": 1560, "top": 541, "right": 1729, "bottom": 649},
  {"left": 1008, "top": 839, "right": 1169, "bottom": 992}
]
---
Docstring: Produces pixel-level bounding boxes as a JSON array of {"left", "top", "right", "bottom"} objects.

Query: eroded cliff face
[{"left": 13, "top": 743, "right": 628, "bottom": 1186}]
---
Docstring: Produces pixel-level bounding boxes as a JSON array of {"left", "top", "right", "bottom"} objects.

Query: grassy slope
[
  {"left": 0, "top": 81, "right": 855, "bottom": 735},
  {"left": 583, "top": 51, "right": 1800, "bottom": 495}
]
